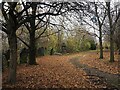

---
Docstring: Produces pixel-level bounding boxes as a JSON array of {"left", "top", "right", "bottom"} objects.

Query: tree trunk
[
  {"left": 8, "top": 33, "right": 17, "bottom": 84},
  {"left": 110, "top": 31, "right": 114, "bottom": 62},
  {"left": 28, "top": 31, "right": 36, "bottom": 65},
  {"left": 28, "top": 3, "right": 37, "bottom": 65},
  {"left": 99, "top": 37, "right": 103, "bottom": 59},
  {"left": 106, "top": 2, "right": 115, "bottom": 62},
  {"left": 57, "top": 30, "right": 61, "bottom": 53},
  {"left": 99, "top": 29, "right": 103, "bottom": 59}
]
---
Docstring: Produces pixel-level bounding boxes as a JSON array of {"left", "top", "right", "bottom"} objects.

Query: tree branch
[{"left": 17, "top": 36, "right": 30, "bottom": 48}]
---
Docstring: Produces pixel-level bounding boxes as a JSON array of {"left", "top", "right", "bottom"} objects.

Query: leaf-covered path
[
  {"left": 69, "top": 56, "right": 119, "bottom": 89},
  {"left": 2, "top": 51, "right": 119, "bottom": 89}
]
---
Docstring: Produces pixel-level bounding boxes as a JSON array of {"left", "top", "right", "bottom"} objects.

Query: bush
[
  {"left": 90, "top": 43, "right": 96, "bottom": 50},
  {"left": 88, "top": 40, "right": 96, "bottom": 50}
]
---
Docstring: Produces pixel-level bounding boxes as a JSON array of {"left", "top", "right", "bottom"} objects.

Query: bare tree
[
  {"left": 94, "top": 2, "right": 107, "bottom": 59},
  {"left": 1, "top": 2, "right": 32, "bottom": 84},
  {"left": 17, "top": 2, "right": 71, "bottom": 64},
  {"left": 74, "top": 2, "right": 107, "bottom": 59},
  {"left": 114, "top": 19, "right": 120, "bottom": 52},
  {"left": 106, "top": 2, "right": 120, "bottom": 62}
]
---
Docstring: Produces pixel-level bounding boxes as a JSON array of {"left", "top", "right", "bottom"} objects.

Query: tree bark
[
  {"left": 8, "top": 33, "right": 17, "bottom": 84},
  {"left": 94, "top": 3, "right": 104, "bottom": 59},
  {"left": 28, "top": 31, "right": 36, "bottom": 65},
  {"left": 28, "top": 3, "right": 37, "bottom": 65},
  {"left": 106, "top": 2, "right": 115, "bottom": 62},
  {"left": 99, "top": 37, "right": 103, "bottom": 59},
  {"left": 99, "top": 28, "right": 103, "bottom": 59},
  {"left": 110, "top": 30, "right": 114, "bottom": 62}
]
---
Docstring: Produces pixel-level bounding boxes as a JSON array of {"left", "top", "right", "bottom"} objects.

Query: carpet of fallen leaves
[
  {"left": 2, "top": 51, "right": 119, "bottom": 89},
  {"left": 79, "top": 51, "right": 119, "bottom": 75}
]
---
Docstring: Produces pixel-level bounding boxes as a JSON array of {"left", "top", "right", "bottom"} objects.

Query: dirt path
[{"left": 69, "top": 56, "right": 119, "bottom": 89}]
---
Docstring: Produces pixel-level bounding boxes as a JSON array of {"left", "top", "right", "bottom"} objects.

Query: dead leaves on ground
[
  {"left": 3, "top": 55, "right": 90, "bottom": 88},
  {"left": 2, "top": 51, "right": 119, "bottom": 88},
  {"left": 79, "top": 52, "right": 119, "bottom": 74}
]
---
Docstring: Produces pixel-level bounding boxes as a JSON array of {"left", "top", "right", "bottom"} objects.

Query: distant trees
[
  {"left": 34, "top": 24, "right": 96, "bottom": 53},
  {"left": 65, "top": 26, "right": 96, "bottom": 52},
  {"left": 73, "top": 2, "right": 107, "bottom": 59}
]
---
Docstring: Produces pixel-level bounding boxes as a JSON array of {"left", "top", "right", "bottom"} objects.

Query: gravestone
[
  {"left": 2, "top": 49, "right": 10, "bottom": 72},
  {"left": 3, "top": 49, "right": 10, "bottom": 67},
  {"left": 118, "top": 49, "right": 120, "bottom": 55},
  {"left": 20, "top": 48, "right": 28, "bottom": 64},
  {"left": 50, "top": 48, "right": 54, "bottom": 55},
  {"left": 61, "top": 43, "right": 67, "bottom": 54},
  {"left": 38, "top": 47, "right": 45, "bottom": 56}
]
